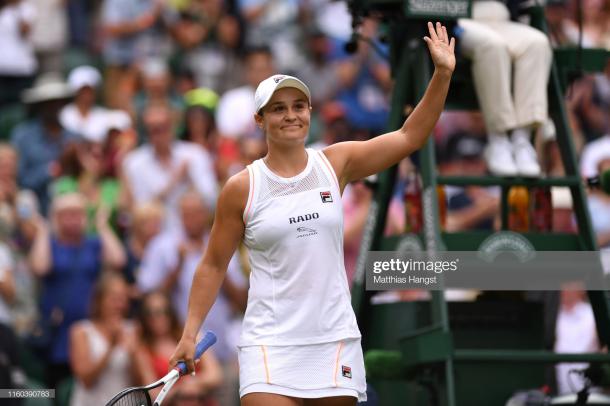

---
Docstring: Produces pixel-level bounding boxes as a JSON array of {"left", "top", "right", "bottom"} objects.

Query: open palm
[{"left": 424, "top": 22, "right": 456, "bottom": 74}]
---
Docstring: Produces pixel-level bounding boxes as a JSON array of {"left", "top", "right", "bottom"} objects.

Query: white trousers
[{"left": 458, "top": 1, "right": 553, "bottom": 133}]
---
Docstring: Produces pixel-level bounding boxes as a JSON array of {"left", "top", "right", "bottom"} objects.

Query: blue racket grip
[{"left": 177, "top": 331, "right": 217, "bottom": 375}]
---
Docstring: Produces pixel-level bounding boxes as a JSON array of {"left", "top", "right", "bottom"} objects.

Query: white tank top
[
  {"left": 239, "top": 148, "right": 361, "bottom": 346},
  {"left": 69, "top": 321, "right": 132, "bottom": 406}
]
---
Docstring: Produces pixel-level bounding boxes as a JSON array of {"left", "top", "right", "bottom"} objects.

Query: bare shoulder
[
  {"left": 321, "top": 142, "right": 358, "bottom": 187},
  {"left": 70, "top": 320, "right": 88, "bottom": 339},
  {"left": 219, "top": 169, "right": 250, "bottom": 215},
  {"left": 322, "top": 141, "right": 356, "bottom": 165}
]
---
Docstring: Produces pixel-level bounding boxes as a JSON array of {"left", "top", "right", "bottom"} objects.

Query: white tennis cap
[{"left": 254, "top": 74, "right": 311, "bottom": 114}]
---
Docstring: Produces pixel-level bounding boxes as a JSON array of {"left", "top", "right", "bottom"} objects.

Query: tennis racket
[{"left": 104, "top": 331, "right": 217, "bottom": 406}]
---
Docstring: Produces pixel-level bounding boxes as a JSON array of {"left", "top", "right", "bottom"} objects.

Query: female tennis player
[{"left": 170, "top": 22, "right": 455, "bottom": 406}]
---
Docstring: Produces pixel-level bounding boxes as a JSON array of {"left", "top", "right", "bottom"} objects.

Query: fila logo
[
  {"left": 289, "top": 212, "right": 319, "bottom": 224},
  {"left": 342, "top": 365, "right": 352, "bottom": 379},
  {"left": 320, "top": 191, "right": 333, "bottom": 203}
]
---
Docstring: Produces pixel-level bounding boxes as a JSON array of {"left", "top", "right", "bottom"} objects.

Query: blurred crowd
[{"left": 0, "top": 0, "right": 608, "bottom": 404}]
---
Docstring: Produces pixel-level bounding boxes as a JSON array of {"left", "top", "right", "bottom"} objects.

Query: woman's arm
[
  {"left": 69, "top": 323, "right": 117, "bottom": 388},
  {"left": 28, "top": 217, "right": 51, "bottom": 277},
  {"left": 97, "top": 206, "right": 127, "bottom": 270},
  {"left": 169, "top": 170, "right": 249, "bottom": 373},
  {"left": 124, "top": 327, "right": 155, "bottom": 386},
  {"left": 324, "top": 22, "right": 455, "bottom": 190},
  {"left": 0, "top": 264, "right": 16, "bottom": 304}
]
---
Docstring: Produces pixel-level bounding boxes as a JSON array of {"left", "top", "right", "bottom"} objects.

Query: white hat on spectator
[
  {"left": 81, "top": 113, "right": 109, "bottom": 143},
  {"left": 22, "top": 72, "right": 74, "bottom": 104},
  {"left": 67, "top": 66, "right": 102, "bottom": 91},
  {"left": 106, "top": 110, "right": 132, "bottom": 131},
  {"left": 81, "top": 109, "right": 132, "bottom": 143},
  {"left": 254, "top": 74, "right": 311, "bottom": 114}
]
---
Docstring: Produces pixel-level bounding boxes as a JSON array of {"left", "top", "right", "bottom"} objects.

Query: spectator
[
  {"left": 124, "top": 202, "right": 165, "bottom": 287},
  {"left": 98, "top": 109, "right": 138, "bottom": 180},
  {"left": 11, "top": 73, "right": 77, "bottom": 214},
  {"left": 0, "top": 230, "right": 21, "bottom": 406},
  {"left": 295, "top": 26, "right": 341, "bottom": 107},
  {"left": 138, "top": 190, "right": 246, "bottom": 406},
  {"left": 568, "top": 65, "right": 610, "bottom": 144},
  {"left": 0, "top": 0, "right": 37, "bottom": 106},
  {"left": 133, "top": 58, "right": 184, "bottom": 142},
  {"left": 60, "top": 66, "right": 109, "bottom": 142},
  {"left": 29, "top": 0, "right": 68, "bottom": 73},
  {"left": 0, "top": 230, "right": 17, "bottom": 326},
  {"left": 586, "top": 157, "right": 610, "bottom": 272},
  {"left": 66, "top": 0, "right": 93, "bottom": 48},
  {"left": 215, "top": 46, "right": 275, "bottom": 141},
  {"left": 182, "top": 88, "right": 235, "bottom": 182},
  {"left": 458, "top": 0, "right": 552, "bottom": 177},
  {"left": 302, "top": 0, "right": 352, "bottom": 42},
  {"left": 167, "top": 375, "right": 221, "bottom": 406},
  {"left": 545, "top": 0, "right": 577, "bottom": 47},
  {"left": 138, "top": 190, "right": 246, "bottom": 341},
  {"left": 580, "top": 130, "right": 610, "bottom": 179},
  {"left": 0, "top": 144, "right": 19, "bottom": 232},
  {"left": 28, "top": 193, "right": 126, "bottom": 389},
  {"left": 308, "top": 101, "right": 352, "bottom": 149},
  {"left": 238, "top": 0, "right": 304, "bottom": 71},
  {"left": 169, "top": 0, "right": 243, "bottom": 94},
  {"left": 182, "top": 88, "right": 219, "bottom": 154},
  {"left": 564, "top": 0, "right": 610, "bottom": 48},
  {"left": 342, "top": 179, "right": 373, "bottom": 286},
  {"left": 137, "top": 291, "right": 222, "bottom": 403},
  {"left": 333, "top": 18, "right": 391, "bottom": 134},
  {"left": 122, "top": 104, "right": 217, "bottom": 232},
  {"left": 0, "top": 144, "right": 40, "bottom": 337},
  {"left": 51, "top": 139, "right": 122, "bottom": 235},
  {"left": 69, "top": 273, "right": 149, "bottom": 405},
  {"left": 440, "top": 133, "right": 499, "bottom": 231},
  {"left": 100, "top": 0, "right": 170, "bottom": 110},
  {"left": 555, "top": 288, "right": 600, "bottom": 394}
]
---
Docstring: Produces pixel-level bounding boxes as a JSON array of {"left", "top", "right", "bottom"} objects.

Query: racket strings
[{"left": 108, "top": 389, "right": 152, "bottom": 406}]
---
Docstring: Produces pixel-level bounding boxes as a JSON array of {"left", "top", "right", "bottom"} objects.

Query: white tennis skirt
[{"left": 238, "top": 338, "right": 367, "bottom": 401}]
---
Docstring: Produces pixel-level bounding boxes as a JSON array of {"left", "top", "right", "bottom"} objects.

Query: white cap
[
  {"left": 81, "top": 112, "right": 109, "bottom": 143},
  {"left": 68, "top": 66, "right": 102, "bottom": 91},
  {"left": 254, "top": 74, "right": 311, "bottom": 114},
  {"left": 81, "top": 109, "right": 132, "bottom": 143},
  {"left": 106, "top": 109, "right": 132, "bottom": 131}
]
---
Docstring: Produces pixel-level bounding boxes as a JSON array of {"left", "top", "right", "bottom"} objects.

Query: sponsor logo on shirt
[
  {"left": 320, "top": 191, "right": 333, "bottom": 203},
  {"left": 342, "top": 365, "right": 352, "bottom": 379},
  {"left": 296, "top": 226, "right": 317, "bottom": 238},
  {"left": 289, "top": 212, "right": 319, "bottom": 224}
]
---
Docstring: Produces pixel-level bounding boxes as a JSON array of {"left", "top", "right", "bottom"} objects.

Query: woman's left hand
[
  {"left": 96, "top": 204, "right": 111, "bottom": 231},
  {"left": 424, "top": 21, "right": 456, "bottom": 74}
]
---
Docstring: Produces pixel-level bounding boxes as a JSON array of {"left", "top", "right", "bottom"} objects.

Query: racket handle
[{"left": 176, "top": 331, "right": 217, "bottom": 376}]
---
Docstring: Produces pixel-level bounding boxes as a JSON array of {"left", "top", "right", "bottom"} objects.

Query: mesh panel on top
[{"left": 257, "top": 159, "right": 331, "bottom": 202}]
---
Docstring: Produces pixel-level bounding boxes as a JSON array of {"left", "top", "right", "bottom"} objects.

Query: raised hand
[{"left": 423, "top": 22, "right": 456, "bottom": 74}]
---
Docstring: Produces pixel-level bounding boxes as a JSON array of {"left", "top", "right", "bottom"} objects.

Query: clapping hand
[
  {"left": 423, "top": 22, "right": 456, "bottom": 75},
  {"left": 96, "top": 204, "right": 112, "bottom": 232}
]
